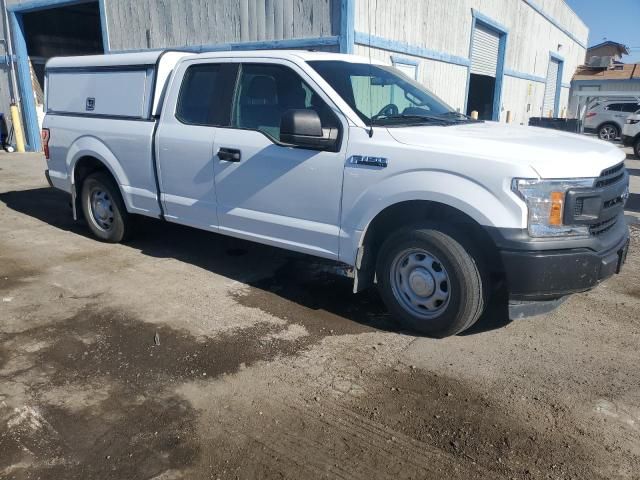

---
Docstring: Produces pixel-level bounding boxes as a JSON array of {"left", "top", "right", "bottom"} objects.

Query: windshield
[{"left": 308, "top": 60, "right": 463, "bottom": 126}]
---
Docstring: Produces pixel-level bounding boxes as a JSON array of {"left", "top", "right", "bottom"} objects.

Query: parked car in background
[
  {"left": 584, "top": 100, "right": 640, "bottom": 140},
  {"left": 623, "top": 111, "right": 640, "bottom": 158}
]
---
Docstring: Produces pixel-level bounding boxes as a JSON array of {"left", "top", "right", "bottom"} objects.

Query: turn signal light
[
  {"left": 41, "top": 128, "right": 50, "bottom": 159},
  {"left": 549, "top": 191, "right": 564, "bottom": 226}
]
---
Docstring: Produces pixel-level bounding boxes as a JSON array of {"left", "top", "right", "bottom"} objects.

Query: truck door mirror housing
[{"left": 280, "top": 109, "right": 339, "bottom": 151}]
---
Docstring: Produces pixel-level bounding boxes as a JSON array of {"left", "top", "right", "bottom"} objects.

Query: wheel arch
[
  {"left": 68, "top": 136, "right": 130, "bottom": 219},
  {"left": 352, "top": 200, "right": 502, "bottom": 293}
]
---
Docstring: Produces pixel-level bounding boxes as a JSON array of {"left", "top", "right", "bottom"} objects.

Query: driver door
[{"left": 213, "top": 60, "right": 348, "bottom": 259}]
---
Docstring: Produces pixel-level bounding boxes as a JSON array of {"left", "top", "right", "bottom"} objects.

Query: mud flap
[
  {"left": 71, "top": 181, "right": 78, "bottom": 221},
  {"left": 353, "top": 244, "right": 375, "bottom": 293}
]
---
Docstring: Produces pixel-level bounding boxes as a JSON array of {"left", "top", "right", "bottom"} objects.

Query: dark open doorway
[
  {"left": 466, "top": 74, "right": 496, "bottom": 120},
  {"left": 22, "top": 2, "right": 104, "bottom": 96}
]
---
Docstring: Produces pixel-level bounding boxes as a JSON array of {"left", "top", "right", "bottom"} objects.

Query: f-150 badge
[{"left": 349, "top": 155, "right": 388, "bottom": 168}]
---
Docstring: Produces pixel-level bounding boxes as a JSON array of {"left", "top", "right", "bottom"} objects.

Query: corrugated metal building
[{"left": 0, "top": 0, "right": 587, "bottom": 151}]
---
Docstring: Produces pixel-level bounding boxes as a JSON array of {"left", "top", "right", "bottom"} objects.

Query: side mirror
[{"left": 280, "top": 109, "right": 338, "bottom": 151}]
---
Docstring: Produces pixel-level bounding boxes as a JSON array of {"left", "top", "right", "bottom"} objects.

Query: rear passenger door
[
  {"left": 156, "top": 60, "right": 237, "bottom": 229},
  {"left": 213, "top": 60, "right": 348, "bottom": 259}
]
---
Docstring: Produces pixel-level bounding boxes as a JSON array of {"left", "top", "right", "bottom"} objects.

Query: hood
[{"left": 386, "top": 121, "right": 625, "bottom": 179}]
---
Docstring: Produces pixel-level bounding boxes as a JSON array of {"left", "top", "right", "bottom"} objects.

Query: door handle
[{"left": 217, "top": 147, "right": 241, "bottom": 162}]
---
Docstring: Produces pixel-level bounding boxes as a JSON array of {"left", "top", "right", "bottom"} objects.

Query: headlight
[
  {"left": 512, "top": 178, "right": 595, "bottom": 237},
  {"left": 626, "top": 119, "right": 640, "bottom": 125}
]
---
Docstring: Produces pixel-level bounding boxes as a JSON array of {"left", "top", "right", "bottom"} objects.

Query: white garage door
[
  {"left": 543, "top": 59, "right": 560, "bottom": 117},
  {"left": 470, "top": 24, "right": 500, "bottom": 77}
]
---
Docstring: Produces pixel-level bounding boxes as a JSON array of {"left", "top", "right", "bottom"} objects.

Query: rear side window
[{"left": 176, "top": 63, "right": 236, "bottom": 126}]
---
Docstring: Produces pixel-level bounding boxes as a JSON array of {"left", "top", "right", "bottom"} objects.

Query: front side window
[
  {"left": 176, "top": 63, "right": 236, "bottom": 126},
  {"left": 232, "top": 63, "right": 338, "bottom": 141},
  {"left": 620, "top": 103, "right": 640, "bottom": 113},
  {"left": 308, "top": 60, "right": 462, "bottom": 126}
]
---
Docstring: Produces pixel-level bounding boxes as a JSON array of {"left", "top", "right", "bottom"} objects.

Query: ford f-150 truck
[{"left": 43, "top": 50, "right": 630, "bottom": 337}]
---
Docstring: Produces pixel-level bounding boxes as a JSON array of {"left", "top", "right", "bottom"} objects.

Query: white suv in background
[
  {"left": 585, "top": 101, "right": 640, "bottom": 141},
  {"left": 623, "top": 112, "right": 640, "bottom": 158}
]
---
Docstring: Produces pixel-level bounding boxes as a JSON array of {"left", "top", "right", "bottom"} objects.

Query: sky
[{"left": 564, "top": 0, "right": 640, "bottom": 63}]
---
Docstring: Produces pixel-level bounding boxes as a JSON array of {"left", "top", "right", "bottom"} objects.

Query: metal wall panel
[
  {"left": 470, "top": 24, "right": 500, "bottom": 77},
  {"left": 0, "top": 0, "right": 590, "bottom": 140},
  {"left": 105, "top": 0, "right": 340, "bottom": 52}
]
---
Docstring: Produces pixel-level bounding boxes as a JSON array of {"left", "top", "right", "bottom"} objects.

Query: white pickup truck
[{"left": 43, "top": 50, "right": 630, "bottom": 337}]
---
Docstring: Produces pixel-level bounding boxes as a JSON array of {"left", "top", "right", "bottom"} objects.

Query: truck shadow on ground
[{"left": 0, "top": 187, "right": 511, "bottom": 336}]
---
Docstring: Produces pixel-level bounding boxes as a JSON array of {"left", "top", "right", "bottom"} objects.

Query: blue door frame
[
  {"left": 7, "top": 0, "right": 109, "bottom": 152},
  {"left": 464, "top": 11, "right": 508, "bottom": 121}
]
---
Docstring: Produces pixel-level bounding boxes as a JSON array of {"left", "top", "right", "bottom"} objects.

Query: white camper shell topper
[{"left": 43, "top": 50, "right": 630, "bottom": 337}]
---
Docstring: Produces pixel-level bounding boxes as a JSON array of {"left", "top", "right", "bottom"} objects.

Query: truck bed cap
[{"left": 46, "top": 50, "right": 190, "bottom": 70}]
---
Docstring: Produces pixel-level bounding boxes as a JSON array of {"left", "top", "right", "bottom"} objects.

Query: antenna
[{"left": 367, "top": 0, "right": 374, "bottom": 137}]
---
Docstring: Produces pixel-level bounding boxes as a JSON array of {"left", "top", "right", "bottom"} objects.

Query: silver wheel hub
[
  {"left": 601, "top": 126, "right": 616, "bottom": 140},
  {"left": 390, "top": 249, "right": 451, "bottom": 319},
  {"left": 90, "top": 190, "right": 114, "bottom": 231},
  {"left": 408, "top": 269, "right": 435, "bottom": 297}
]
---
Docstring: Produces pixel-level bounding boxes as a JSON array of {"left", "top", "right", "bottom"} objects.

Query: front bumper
[{"left": 492, "top": 221, "right": 630, "bottom": 301}]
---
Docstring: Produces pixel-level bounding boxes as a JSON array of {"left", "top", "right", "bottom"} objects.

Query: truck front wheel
[
  {"left": 81, "top": 171, "right": 131, "bottom": 243},
  {"left": 376, "top": 226, "right": 486, "bottom": 337}
]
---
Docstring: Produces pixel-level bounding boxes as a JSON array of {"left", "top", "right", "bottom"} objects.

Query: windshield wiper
[
  {"left": 437, "top": 111, "right": 481, "bottom": 122},
  {"left": 371, "top": 114, "right": 452, "bottom": 126}
]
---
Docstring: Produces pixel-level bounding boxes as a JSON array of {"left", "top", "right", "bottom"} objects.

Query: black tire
[
  {"left": 80, "top": 171, "right": 131, "bottom": 243},
  {"left": 376, "top": 225, "right": 486, "bottom": 337},
  {"left": 634, "top": 138, "right": 640, "bottom": 159},
  {"left": 598, "top": 123, "right": 619, "bottom": 141}
]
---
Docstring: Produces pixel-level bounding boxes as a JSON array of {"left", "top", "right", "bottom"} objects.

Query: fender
[
  {"left": 340, "top": 170, "right": 525, "bottom": 267},
  {"left": 67, "top": 135, "right": 131, "bottom": 219}
]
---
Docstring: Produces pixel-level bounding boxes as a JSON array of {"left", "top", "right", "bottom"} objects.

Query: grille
[
  {"left": 595, "top": 162, "right": 625, "bottom": 188},
  {"left": 589, "top": 216, "right": 617, "bottom": 236},
  {"left": 574, "top": 198, "right": 584, "bottom": 217},
  {"left": 603, "top": 196, "right": 623, "bottom": 209}
]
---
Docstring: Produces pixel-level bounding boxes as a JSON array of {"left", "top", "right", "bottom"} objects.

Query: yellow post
[
  {"left": 506, "top": 111, "right": 512, "bottom": 123},
  {"left": 9, "top": 103, "right": 26, "bottom": 153},
  {"left": 470, "top": 110, "right": 479, "bottom": 120}
]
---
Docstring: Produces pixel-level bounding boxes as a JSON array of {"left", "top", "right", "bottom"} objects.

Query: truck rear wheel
[
  {"left": 376, "top": 226, "right": 486, "bottom": 337},
  {"left": 81, "top": 171, "right": 131, "bottom": 243}
]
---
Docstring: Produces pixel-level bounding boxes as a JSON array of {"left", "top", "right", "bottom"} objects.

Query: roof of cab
[{"left": 46, "top": 49, "right": 385, "bottom": 70}]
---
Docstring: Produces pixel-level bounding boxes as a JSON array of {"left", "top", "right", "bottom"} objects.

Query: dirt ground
[{"left": 1, "top": 151, "right": 639, "bottom": 480}]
